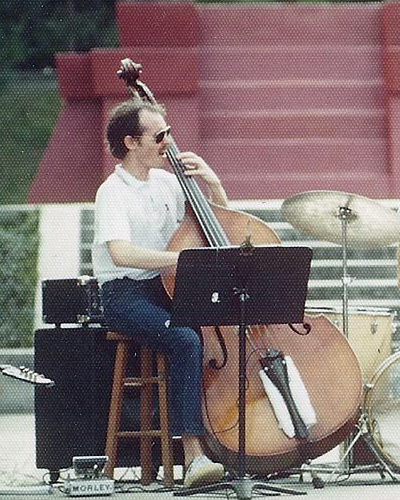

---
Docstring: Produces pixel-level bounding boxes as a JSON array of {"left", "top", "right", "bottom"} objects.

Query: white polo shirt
[{"left": 92, "top": 165, "right": 185, "bottom": 285}]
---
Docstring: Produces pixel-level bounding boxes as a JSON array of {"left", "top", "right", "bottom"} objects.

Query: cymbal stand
[
  {"left": 338, "top": 206, "right": 352, "bottom": 332},
  {"left": 334, "top": 205, "right": 398, "bottom": 479},
  {"left": 295, "top": 412, "right": 398, "bottom": 486},
  {"left": 290, "top": 205, "right": 397, "bottom": 487},
  {"left": 338, "top": 206, "right": 354, "bottom": 471},
  {"left": 320, "top": 206, "right": 398, "bottom": 481}
]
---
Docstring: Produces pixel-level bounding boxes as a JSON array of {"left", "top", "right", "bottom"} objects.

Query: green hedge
[
  {"left": 0, "top": 209, "right": 39, "bottom": 348},
  {"left": 0, "top": 82, "right": 62, "bottom": 205},
  {"left": 0, "top": 0, "right": 117, "bottom": 77}
]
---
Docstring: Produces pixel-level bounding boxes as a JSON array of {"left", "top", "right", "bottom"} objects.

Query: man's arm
[
  {"left": 107, "top": 240, "right": 179, "bottom": 270},
  {"left": 207, "top": 179, "right": 228, "bottom": 207},
  {"left": 177, "top": 152, "right": 228, "bottom": 207}
]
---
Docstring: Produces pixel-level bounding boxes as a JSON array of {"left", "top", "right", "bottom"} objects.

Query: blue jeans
[{"left": 101, "top": 276, "right": 205, "bottom": 436}]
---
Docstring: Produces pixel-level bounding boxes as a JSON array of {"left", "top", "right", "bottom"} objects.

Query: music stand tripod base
[
  {"left": 174, "top": 477, "right": 307, "bottom": 499},
  {"left": 171, "top": 246, "right": 313, "bottom": 498}
]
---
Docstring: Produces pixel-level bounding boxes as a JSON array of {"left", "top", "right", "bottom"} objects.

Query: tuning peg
[{"left": 117, "top": 59, "right": 143, "bottom": 85}]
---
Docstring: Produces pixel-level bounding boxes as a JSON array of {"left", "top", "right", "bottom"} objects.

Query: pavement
[{"left": 1, "top": 414, "right": 400, "bottom": 499}]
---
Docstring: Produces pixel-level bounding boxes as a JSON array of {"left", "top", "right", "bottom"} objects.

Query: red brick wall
[{"left": 28, "top": 2, "right": 399, "bottom": 202}]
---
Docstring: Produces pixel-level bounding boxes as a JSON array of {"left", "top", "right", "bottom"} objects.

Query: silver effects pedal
[{"left": 65, "top": 456, "right": 114, "bottom": 497}]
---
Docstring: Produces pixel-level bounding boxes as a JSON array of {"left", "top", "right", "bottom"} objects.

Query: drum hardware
[
  {"left": 282, "top": 190, "right": 400, "bottom": 341},
  {"left": 293, "top": 415, "right": 399, "bottom": 485},
  {"left": 290, "top": 380, "right": 400, "bottom": 487},
  {"left": 283, "top": 191, "right": 400, "bottom": 485},
  {"left": 284, "top": 192, "right": 360, "bottom": 474},
  {"left": 323, "top": 413, "right": 399, "bottom": 484}
]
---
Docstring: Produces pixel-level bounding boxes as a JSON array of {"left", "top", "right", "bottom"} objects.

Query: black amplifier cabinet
[
  {"left": 42, "top": 277, "right": 104, "bottom": 325},
  {"left": 34, "top": 327, "right": 145, "bottom": 473}
]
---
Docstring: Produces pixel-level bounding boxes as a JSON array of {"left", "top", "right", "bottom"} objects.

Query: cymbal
[{"left": 282, "top": 190, "right": 400, "bottom": 248}]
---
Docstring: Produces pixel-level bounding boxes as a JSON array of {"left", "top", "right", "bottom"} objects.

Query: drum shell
[
  {"left": 364, "top": 351, "right": 400, "bottom": 472},
  {"left": 306, "top": 308, "right": 394, "bottom": 382}
]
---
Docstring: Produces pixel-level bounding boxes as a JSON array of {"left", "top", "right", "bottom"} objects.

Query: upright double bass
[{"left": 118, "top": 60, "right": 362, "bottom": 475}]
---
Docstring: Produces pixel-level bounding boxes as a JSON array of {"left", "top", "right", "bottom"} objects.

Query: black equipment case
[
  {"left": 42, "top": 277, "right": 104, "bottom": 325},
  {"left": 34, "top": 327, "right": 141, "bottom": 472}
]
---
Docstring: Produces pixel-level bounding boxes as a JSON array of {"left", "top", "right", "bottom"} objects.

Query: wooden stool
[{"left": 104, "top": 332, "right": 174, "bottom": 486}]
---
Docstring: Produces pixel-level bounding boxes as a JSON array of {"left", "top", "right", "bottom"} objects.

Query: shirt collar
[{"left": 115, "top": 164, "right": 150, "bottom": 188}]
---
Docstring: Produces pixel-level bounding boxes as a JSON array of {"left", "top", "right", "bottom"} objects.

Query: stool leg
[
  {"left": 157, "top": 354, "right": 174, "bottom": 487},
  {"left": 104, "top": 341, "right": 128, "bottom": 478},
  {"left": 140, "top": 347, "right": 154, "bottom": 485}
]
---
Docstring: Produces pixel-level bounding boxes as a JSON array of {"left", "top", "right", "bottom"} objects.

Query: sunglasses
[{"left": 153, "top": 125, "right": 172, "bottom": 144}]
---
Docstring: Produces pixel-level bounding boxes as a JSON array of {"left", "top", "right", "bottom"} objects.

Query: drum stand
[
  {"left": 296, "top": 206, "right": 399, "bottom": 487},
  {"left": 325, "top": 413, "right": 399, "bottom": 483}
]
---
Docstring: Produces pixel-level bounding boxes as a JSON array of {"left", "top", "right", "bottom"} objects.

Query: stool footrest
[
  {"left": 117, "top": 430, "right": 163, "bottom": 438},
  {"left": 123, "top": 376, "right": 162, "bottom": 386}
]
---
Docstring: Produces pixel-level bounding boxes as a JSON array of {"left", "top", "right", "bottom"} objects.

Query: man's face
[{"left": 134, "top": 109, "right": 171, "bottom": 167}]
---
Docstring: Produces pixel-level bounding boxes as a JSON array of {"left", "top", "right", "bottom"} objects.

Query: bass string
[
  {"left": 169, "top": 147, "right": 271, "bottom": 355},
  {"left": 157, "top": 101, "right": 269, "bottom": 406},
  {"left": 166, "top": 141, "right": 229, "bottom": 248},
  {"left": 246, "top": 325, "right": 266, "bottom": 352},
  {"left": 127, "top": 80, "right": 229, "bottom": 248},
  {"left": 167, "top": 143, "right": 227, "bottom": 246},
  {"left": 168, "top": 140, "right": 270, "bottom": 357},
  {"left": 165, "top": 149, "right": 217, "bottom": 246},
  {"left": 168, "top": 142, "right": 270, "bottom": 356}
]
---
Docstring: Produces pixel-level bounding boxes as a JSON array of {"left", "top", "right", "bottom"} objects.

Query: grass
[{"left": 0, "top": 77, "right": 62, "bottom": 205}]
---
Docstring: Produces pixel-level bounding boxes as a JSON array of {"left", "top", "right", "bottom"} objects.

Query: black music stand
[{"left": 171, "top": 245, "right": 312, "bottom": 499}]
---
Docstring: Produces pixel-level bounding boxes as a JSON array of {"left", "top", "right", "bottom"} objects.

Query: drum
[
  {"left": 306, "top": 307, "right": 394, "bottom": 381},
  {"left": 364, "top": 351, "right": 400, "bottom": 472}
]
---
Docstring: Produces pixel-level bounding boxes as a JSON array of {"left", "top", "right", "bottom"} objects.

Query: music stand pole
[
  {"left": 172, "top": 246, "right": 312, "bottom": 499},
  {"left": 175, "top": 283, "right": 306, "bottom": 499},
  {"left": 236, "top": 286, "right": 249, "bottom": 481}
]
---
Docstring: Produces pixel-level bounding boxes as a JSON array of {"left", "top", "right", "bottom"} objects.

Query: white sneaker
[{"left": 183, "top": 455, "right": 224, "bottom": 488}]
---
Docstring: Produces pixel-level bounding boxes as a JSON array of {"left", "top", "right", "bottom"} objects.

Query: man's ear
[{"left": 123, "top": 135, "right": 137, "bottom": 151}]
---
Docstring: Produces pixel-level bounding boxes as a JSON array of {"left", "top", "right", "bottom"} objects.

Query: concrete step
[
  {"left": 202, "top": 138, "right": 387, "bottom": 173},
  {"left": 200, "top": 80, "right": 384, "bottom": 112},
  {"left": 200, "top": 4, "right": 381, "bottom": 46},
  {"left": 203, "top": 109, "right": 385, "bottom": 140},
  {"left": 200, "top": 46, "right": 383, "bottom": 81}
]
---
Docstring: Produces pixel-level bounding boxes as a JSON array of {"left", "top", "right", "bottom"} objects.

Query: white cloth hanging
[{"left": 258, "top": 355, "right": 316, "bottom": 438}]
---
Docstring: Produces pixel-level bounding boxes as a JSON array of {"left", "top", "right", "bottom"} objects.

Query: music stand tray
[{"left": 171, "top": 245, "right": 312, "bottom": 499}]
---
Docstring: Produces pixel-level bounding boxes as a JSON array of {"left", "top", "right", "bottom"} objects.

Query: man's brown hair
[{"left": 106, "top": 100, "right": 165, "bottom": 159}]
